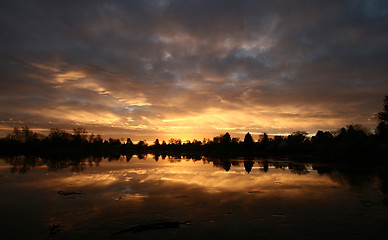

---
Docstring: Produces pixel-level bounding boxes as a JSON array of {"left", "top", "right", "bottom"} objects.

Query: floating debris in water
[
  {"left": 175, "top": 195, "right": 189, "bottom": 198},
  {"left": 57, "top": 190, "right": 82, "bottom": 196},
  {"left": 360, "top": 199, "right": 376, "bottom": 207},
  {"left": 49, "top": 224, "right": 61, "bottom": 237},
  {"left": 248, "top": 191, "right": 263, "bottom": 194},
  {"left": 112, "top": 220, "right": 191, "bottom": 235}
]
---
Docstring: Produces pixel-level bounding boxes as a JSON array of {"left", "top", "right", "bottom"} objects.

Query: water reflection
[
  {"left": 2, "top": 154, "right": 388, "bottom": 197},
  {"left": 1, "top": 154, "right": 310, "bottom": 175},
  {"left": 1, "top": 155, "right": 103, "bottom": 174},
  {"left": 0, "top": 155, "right": 387, "bottom": 239}
]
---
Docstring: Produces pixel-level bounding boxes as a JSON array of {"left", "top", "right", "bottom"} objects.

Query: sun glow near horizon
[
  {"left": 1, "top": 1, "right": 387, "bottom": 142},
  {"left": 1, "top": 65, "right": 355, "bottom": 141},
  {"left": 0, "top": 102, "right": 356, "bottom": 143}
]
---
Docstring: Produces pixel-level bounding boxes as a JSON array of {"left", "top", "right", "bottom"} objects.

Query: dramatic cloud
[{"left": 1, "top": 0, "right": 388, "bottom": 141}]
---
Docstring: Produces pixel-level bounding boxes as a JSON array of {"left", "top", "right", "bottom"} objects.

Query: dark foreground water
[{"left": 0, "top": 155, "right": 387, "bottom": 239}]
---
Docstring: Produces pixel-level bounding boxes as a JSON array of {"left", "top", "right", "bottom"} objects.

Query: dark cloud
[{"left": 1, "top": 0, "right": 388, "bottom": 140}]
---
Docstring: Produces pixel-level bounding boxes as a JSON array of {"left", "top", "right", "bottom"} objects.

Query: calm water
[{"left": 0, "top": 155, "right": 387, "bottom": 239}]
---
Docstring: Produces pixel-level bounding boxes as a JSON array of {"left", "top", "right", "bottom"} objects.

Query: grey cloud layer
[{"left": 1, "top": 0, "right": 388, "bottom": 137}]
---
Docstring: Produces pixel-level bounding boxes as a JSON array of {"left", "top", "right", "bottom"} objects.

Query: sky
[{"left": 1, "top": 0, "right": 388, "bottom": 142}]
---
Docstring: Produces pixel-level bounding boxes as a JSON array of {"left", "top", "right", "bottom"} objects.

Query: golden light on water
[
  {"left": 1, "top": 2, "right": 388, "bottom": 239},
  {"left": 18, "top": 156, "right": 339, "bottom": 197}
]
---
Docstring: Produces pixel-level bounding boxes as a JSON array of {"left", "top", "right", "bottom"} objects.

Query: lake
[{"left": 0, "top": 155, "right": 387, "bottom": 239}]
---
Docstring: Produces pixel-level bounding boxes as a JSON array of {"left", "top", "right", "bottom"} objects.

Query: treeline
[
  {"left": 0, "top": 124, "right": 386, "bottom": 159},
  {"left": 0, "top": 127, "right": 121, "bottom": 155},
  {"left": 1, "top": 96, "right": 387, "bottom": 160},
  {"left": 151, "top": 124, "right": 387, "bottom": 159}
]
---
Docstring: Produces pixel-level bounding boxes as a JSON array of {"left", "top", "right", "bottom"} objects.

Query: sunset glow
[{"left": 1, "top": 1, "right": 387, "bottom": 141}]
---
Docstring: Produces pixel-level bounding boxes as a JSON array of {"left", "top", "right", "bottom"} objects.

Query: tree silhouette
[
  {"left": 261, "top": 133, "right": 269, "bottom": 144},
  {"left": 169, "top": 138, "right": 181, "bottom": 145},
  {"left": 243, "top": 132, "right": 254, "bottom": 149},
  {"left": 2, "top": 94, "right": 388, "bottom": 161},
  {"left": 49, "top": 128, "right": 71, "bottom": 144},
  {"left": 126, "top": 154, "right": 133, "bottom": 162},
  {"left": 244, "top": 160, "right": 254, "bottom": 173},
  {"left": 72, "top": 128, "right": 88, "bottom": 144},
  {"left": 126, "top": 138, "right": 133, "bottom": 145},
  {"left": 377, "top": 95, "right": 388, "bottom": 143},
  {"left": 259, "top": 133, "right": 270, "bottom": 151},
  {"left": 261, "top": 161, "right": 269, "bottom": 172},
  {"left": 220, "top": 132, "right": 231, "bottom": 144},
  {"left": 288, "top": 131, "right": 308, "bottom": 143}
]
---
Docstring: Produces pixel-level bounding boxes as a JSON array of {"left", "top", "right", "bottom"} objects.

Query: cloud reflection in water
[{"left": 0, "top": 155, "right": 387, "bottom": 239}]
